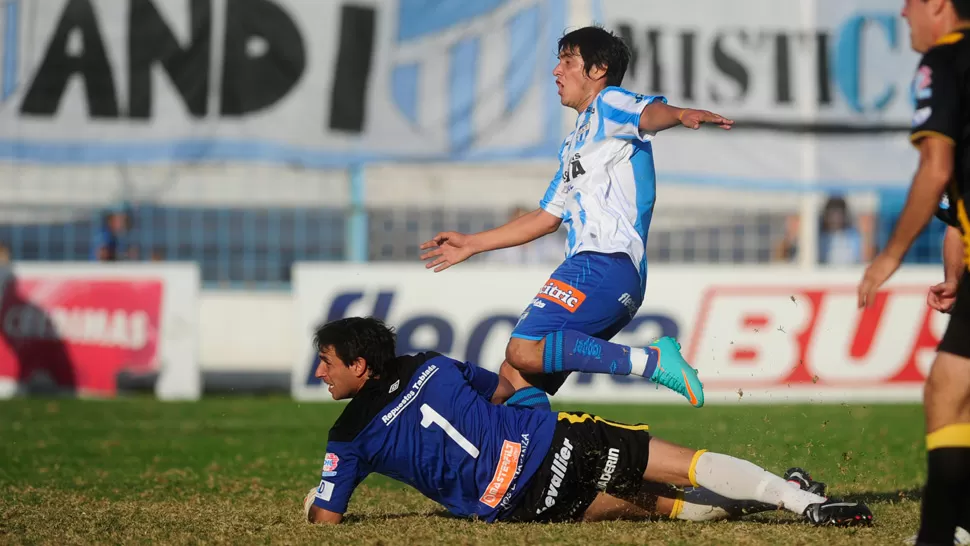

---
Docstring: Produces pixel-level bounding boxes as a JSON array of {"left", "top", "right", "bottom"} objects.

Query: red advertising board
[
  {"left": 0, "top": 278, "right": 164, "bottom": 395},
  {"left": 685, "top": 284, "right": 945, "bottom": 390}
]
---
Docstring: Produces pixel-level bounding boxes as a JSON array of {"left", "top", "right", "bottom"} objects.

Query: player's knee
[
  {"left": 505, "top": 338, "right": 543, "bottom": 374},
  {"left": 923, "top": 353, "right": 970, "bottom": 430}
]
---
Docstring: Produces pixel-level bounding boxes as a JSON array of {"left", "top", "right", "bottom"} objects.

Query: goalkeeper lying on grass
[{"left": 303, "top": 317, "right": 872, "bottom": 527}]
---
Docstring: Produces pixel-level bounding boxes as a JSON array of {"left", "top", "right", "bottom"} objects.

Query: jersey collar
[{"left": 935, "top": 24, "right": 970, "bottom": 46}]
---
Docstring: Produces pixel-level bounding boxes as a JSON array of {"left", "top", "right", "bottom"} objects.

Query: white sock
[
  {"left": 676, "top": 501, "right": 731, "bottom": 522},
  {"left": 692, "top": 452, "right": 826, "bottom": 515},
  {"left": 674, "top": 487, "right": 778, "bottom": 522},
  {"left": 629, "top": 348, "right": 649, "bottom": 377}
]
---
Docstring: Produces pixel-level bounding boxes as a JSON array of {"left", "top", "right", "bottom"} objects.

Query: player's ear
[
  {"left": 350, "top": 357, "right": 369, "bottom": 378},
  {"left": 587, "top": 62, "right": 607, "bottom": 82}
]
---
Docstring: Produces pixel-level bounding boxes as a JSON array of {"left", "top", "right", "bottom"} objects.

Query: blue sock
[
  {"left": 542, "top": 330, "right": 658, "bottom": 378},
  {"left": 506, "top": 387, "right": 551, "bottom": 410}
]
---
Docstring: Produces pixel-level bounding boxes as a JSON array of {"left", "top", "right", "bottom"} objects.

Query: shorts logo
[
  {"left": 323, "top": 453, "right": 339, "bottom": 474},
  {"left": 618, "top": 293, "right": 638, "bottom": 317},
  {"left": 480, "top": 440, "right": 522, "bottom": 508},
  {"left": 536, "top": 280, "right": 586, "bottom": 313},
  {"left": 596, "top": 448, "right": 621, "bottom": 490},
  {"left": 536, "top": 437, "right": 573, "bottom": 515}
]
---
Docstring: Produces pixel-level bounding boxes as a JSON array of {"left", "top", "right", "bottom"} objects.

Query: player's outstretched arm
[
  {"left": 639, "top": 102, "right": 734, "bottom": 133},
  {"left": 859, "top": 136, "right": 954, "bottom": 307},
  {"left": 419, "top": 208, "right": 561, "bottom": 272}
]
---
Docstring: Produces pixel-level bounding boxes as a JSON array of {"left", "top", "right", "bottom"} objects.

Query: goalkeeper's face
[{"left": 315, "top": 346, "right": 368, "bottom": 400}]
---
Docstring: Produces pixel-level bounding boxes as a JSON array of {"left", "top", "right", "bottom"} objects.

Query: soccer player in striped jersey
[{"left": 421, "top": 26, "right": 732, "bottom": 410}]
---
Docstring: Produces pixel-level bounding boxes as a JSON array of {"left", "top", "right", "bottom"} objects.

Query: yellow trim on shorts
[
  {"left": 688, "top": 449, "right": 708, "bottom": 488},
  {"left": 927, "top": 424, "right": 970, "bottom": 450},
  {"left": 556, "top": 412, "right": 649, "bottom": 431},
  {"left": 669, "top": 490, "right": 685, "bottom": 519}
]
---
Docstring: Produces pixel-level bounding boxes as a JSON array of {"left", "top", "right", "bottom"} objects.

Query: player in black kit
[{"left": 856, "top": 1, "right": 970, "bottom": 543}]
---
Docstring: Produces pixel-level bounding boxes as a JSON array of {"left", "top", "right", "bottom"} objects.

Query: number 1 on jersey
[{"left": 419, "top": 403, "right": 480, "bottom": 458}]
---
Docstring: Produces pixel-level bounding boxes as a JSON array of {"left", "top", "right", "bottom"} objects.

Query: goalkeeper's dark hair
[{"left": 313, "top": 317, "right": 397, "bottom": 377}]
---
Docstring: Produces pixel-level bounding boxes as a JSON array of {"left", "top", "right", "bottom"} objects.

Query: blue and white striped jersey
[{"left": 540, "top": 86, "right": 666, "bottom": 297}]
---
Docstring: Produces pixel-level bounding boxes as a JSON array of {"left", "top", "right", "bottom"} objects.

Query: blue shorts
[{"left": 511, "top": 252, "right": 643, "bottom": 394}]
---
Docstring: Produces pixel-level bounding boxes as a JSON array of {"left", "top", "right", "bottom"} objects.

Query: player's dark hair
[
  {"left": 955, "top": 0, "right": 970, "bottom": 19},
  {"left": 557, "top": 26, "right": 631, "bottom": 87},
  {"left": 313, "top": 317, "right": 397, "bottom": 377}
]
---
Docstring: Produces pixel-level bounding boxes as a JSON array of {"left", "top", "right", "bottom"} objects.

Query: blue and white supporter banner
[
  {"left": 0, "top": 0, "right": 565, "bottom": 166},
  {"left": 0, "top": 0, "right": 928, "bottom": 191},
  {"left": 599, "top": 0, "right": 924, "bottom": 191}
]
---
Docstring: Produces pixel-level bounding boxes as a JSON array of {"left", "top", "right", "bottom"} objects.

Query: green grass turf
[{"left": 0, "top": 398, "right": 928, "bottom": 545}]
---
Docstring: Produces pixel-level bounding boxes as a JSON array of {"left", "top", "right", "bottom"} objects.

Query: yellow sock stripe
[
  {"left": 669, "top": 490, "right": 685, "bottom": 519},
  {"left": 927, "top": 423, "right": 970, "bottom": 450},
  {"left": 556, "top": 412, "right": 649, "bottom": 431},
  {"left": 688, "top": 449, "right": 707, "bottom": 488}
]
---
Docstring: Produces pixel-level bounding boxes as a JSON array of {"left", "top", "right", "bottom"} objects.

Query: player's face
[
  {"left": 901, "top": 0, "right": 938, "bottom": 53},
  {"left": 315, "top": 346, "right": 365, "bottom": 400},
  {"left": 553, "top": 47, "right": 596, "bottom": 110}
]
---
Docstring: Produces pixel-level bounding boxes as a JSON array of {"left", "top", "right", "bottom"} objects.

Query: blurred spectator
[
  {"left": 818, "top": 196, "right": 873, "bottom": 265},
  {"left": 875, "top": 187, "right": 946, "bottom": 264},
  {"left": 92, "top": 204, "right": 132, "bottom": 262},
  {"left": 150, "top": 247, "right": 166, "bottom": 262},
  {"left": 485, "top": 205, "right": 565, "bottom": 265},
  {"left": 773, "top": 196, "right": 874, "bottom": 265},
  {"left": 0, "top": 242, "right": 10, "bottom": 265}
]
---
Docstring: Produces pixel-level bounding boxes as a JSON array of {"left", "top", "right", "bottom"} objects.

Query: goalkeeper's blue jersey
[{"left": 309, "top": 352, "right": 557, "bottom": 522}]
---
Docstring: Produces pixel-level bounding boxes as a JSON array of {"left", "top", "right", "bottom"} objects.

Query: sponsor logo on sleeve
[{"left": 480, "top": 440, "right": 523, "bottom": 508}]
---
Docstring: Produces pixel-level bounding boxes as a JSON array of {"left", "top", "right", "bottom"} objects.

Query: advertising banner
[
  {"left": 0, "top": 263, "right": 200, "bottom": 400},
  {"left": 293, "top": 263, "right": 944, "bottom": 403},
  {"left": 600, "top": 0, "right": 924, "bottom": 190},
  {"left": 0, "top": 0, "right": 565, "bottom": 166}
]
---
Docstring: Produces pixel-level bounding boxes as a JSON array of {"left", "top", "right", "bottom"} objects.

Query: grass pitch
[{"left": 0, "top": 398, "right": 927, "bottom": 545}]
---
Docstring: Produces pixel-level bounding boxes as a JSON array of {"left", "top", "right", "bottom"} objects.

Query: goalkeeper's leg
[{"left": 644, "top": 439, "right": 873, "bottom": 527}]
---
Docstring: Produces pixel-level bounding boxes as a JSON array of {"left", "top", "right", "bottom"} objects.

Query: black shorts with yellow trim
[
  {"left": 939, "top": 271, "right": 970, "bottom": 359},
  {"left": 501, "top": 411, "right": 652, "bottom": 523}
]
